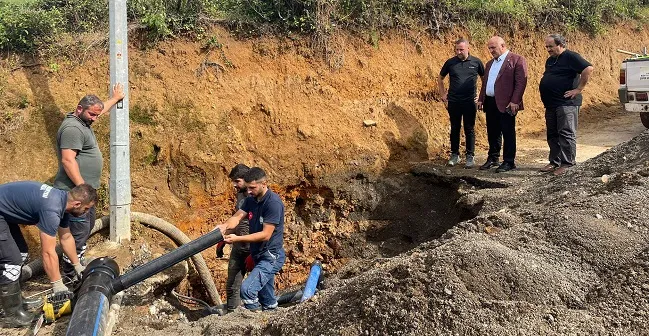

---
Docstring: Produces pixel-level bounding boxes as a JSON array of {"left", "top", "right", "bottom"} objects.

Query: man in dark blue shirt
[
  {"left": 539, "top": 34, "right": 594, "bottom": 175},
  {"left": 216, "top": 167, "right": 285, "bottom": 311},
  {"left": 0, "top": 181, "right": 96, "bottom": 327},
  {"left": 438, "top": 38, "right": 485, "bottom": 168}
]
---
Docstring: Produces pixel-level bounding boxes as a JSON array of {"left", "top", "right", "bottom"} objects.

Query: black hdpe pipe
[
  {"left": 22, "top": 213, "right": 222, "bottom": 306},
  {"left": 66, "top": 229, "right": 224, "bottom": 336},
  {"left": 111, "top": 229, "right": 223, "bottom": 293},
  {"left": 277, "top": 288, "right": 303, "bottom": 306},
  {"left": 66, "top": 257, "right": 119, "bottom": 336}
]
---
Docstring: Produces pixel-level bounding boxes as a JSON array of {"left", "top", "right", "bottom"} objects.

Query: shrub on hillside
[
  {"left": 214, "top": 0, "right": 646, "bottom": 35},
  {"left": 0, "top": 0, "right": 646, "bottom": 52},
  {"left": 0, "top": 3, "right": 63, "bottom": 52},
  {"left": 129, "top": 0, "right": 206, "bottom": 41},
  {"left": 38, "top": 0, "right": 108, "bottom": 33}
]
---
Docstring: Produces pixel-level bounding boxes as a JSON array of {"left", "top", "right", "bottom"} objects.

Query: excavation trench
[
  {"left": 273, "top": 169, "right": 494, "bottom": 284},
  {"left": 122, "top": 169, "right": 493, "bottom": 327},
  {"left": 138, "top": 169, "right": 492, "bottom": 328}
]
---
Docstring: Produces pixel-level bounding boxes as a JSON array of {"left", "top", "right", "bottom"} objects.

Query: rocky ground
[{"left": 117, "top": 128, "right": 648, "bottom": 335}]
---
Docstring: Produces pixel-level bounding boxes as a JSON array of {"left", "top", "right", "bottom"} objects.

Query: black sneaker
[
  {"left": 479, "top": 159, "right": 499, "bottom": 170},
  {"left": 495, "top": 162, "right": 516, "bottom": 173}
]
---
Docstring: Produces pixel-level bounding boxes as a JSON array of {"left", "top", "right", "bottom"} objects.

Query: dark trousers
[
  {"left": 0, "top": 217, "right": 23, "bottom": 285},
  {"left": 61, "top": 206, "right": 95, "bottom": 278},
  {"left": 8, "top": 224, "right": 28, "bottom": 264},
  {"left": 484, "top": 97, "right": 516, "bottom": 164},
  {"left": 226, "top": 246, "right": 249, "bottom": 311},
  {"left": 448, "top": 101, "right": 477, "bottom": 156},
  {"left": 545, "top": 106, "right": 578, "bottom": 166}
]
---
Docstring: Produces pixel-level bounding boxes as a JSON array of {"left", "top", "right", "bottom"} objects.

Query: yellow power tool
[{"left": 42, "top": 291, "right": 74, "bottom": 323}]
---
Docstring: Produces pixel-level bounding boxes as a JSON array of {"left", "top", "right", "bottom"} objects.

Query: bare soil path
[{"left": 519, "top": 111, "right": 647, "bottom": 165}]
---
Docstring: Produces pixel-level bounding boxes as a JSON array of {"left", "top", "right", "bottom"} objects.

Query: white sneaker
[{"left": 448, "top": 154, "right": 460, "bottom": 166}]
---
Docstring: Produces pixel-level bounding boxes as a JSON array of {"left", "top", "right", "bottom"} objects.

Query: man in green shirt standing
[{"left": 53, "top": 83, "right": 124, "bottom": 281}]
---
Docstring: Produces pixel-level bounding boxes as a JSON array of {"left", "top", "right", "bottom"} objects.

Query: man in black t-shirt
[
  {"left": 220, "top": 163, "right": 251, "bottom": 313},
  {"left": 539, "top": 34, "right": 594, "bottom": 175},
  {"left": 438, "top": 38, "right": 485, "bottom": 168}
]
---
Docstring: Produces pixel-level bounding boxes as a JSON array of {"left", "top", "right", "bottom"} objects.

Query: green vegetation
[
  {"left": 0, "top": 0, "right": 646, "bottom": 52},
  {"left": 214, "top": 0, "right": 647, "bottom": 35},
  {"left": 168, "top": 96, "right": 206, "bottom": 133},
  {"left": 144, "top": 144, "right": 161, "bottom": 166},
  {"left": 130, "top": 103, "right": 158, "bottom": 125}
]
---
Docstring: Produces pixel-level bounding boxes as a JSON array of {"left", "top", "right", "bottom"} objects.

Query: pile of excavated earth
[{"left": 125, "top": 132, "right": 649, "bottom": 335}]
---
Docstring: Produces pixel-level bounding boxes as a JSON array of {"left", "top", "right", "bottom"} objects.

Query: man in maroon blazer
[{"left": 477, "top": 36, "right": 528, "bottom": 172}]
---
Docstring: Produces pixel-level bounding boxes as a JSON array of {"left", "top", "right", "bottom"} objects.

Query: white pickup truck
[{"left": 618, "top": 49, "right": 649, "bottom": 128}]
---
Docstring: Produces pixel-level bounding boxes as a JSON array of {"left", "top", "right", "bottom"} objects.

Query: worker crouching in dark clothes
[
  {"left": 216, "top": 167, "right": 285, "bottom": 311},
  {"left": 220, "top": 164, "right": 251, "bottom": 313},
  {"left": 0, "top": 182, "right": 95, "bottom": 327}
]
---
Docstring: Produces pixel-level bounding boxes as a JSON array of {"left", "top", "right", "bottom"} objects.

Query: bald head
[{"left": 487, "top": 36, "right": 507, "bottom": 59}]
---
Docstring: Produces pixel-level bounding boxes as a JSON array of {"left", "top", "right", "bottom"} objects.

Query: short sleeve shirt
[
  {"left": 53, "top": 113, "right": 103, "bottom": 190},
  {"left": 440, "top": 55, "right": 485, "bottom": 103},
  {"left": 0, "top": 181, "right": 68, "bottom": 237},
  {"left": 240, "top": 189, "right": 284, "bottom": 258},
  {"left": 539, "top": 50, "right": 592, "bottom": 108}
]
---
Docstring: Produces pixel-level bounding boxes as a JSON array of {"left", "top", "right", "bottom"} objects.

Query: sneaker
[
  {"left": 479, "top": 159, "right": 499, "bottom": 170},
  {"left": 464, "top": 155, "right": 475, "bottom": 169},
  {"left": 495, "top": 162, "right": 516, "bottom": 173},
  {"left": 447, "top": 154, "right": 460, "bottom": 166}
]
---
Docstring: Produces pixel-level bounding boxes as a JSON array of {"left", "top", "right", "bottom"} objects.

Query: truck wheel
[{"left": 641, "top": 113, "right": 649, "bottom": 128}]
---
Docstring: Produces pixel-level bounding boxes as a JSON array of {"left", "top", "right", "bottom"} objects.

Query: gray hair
[
  {"left": 547, "top": 34, "right": 567, "bottom": 48},
  {"left": 77, "top": 95, "right": 104, "bottom": 112}
]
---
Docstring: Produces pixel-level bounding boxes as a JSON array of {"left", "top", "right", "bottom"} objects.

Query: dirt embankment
[{"left": 0, "top": 25, "right": 646, "bottom": 298}]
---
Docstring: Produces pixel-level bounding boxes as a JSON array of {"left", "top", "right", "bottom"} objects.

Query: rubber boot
[
  {"left": 0, "top": 281, "right": 34, "bottom": 327},
  {"left": 22, "top": 295, "right": 43, "bottom": 310}
]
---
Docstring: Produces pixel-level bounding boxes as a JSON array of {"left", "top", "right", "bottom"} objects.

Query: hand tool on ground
[
  {"left": 25, "top": 289, "right": 75, "bottom": 335},
  {"left": 42, "top": 290, "right": 74, "bottom": 323},
  {"left": 23, "top": 278, "right": 78, "bottom": 336}
]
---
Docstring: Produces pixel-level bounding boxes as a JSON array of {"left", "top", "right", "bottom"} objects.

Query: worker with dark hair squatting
[{"left": 216, "top": 167, "right": 285, "bottom": 311}]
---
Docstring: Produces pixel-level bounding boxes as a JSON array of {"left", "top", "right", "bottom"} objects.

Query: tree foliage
[{"left": 0, "top": 0, "right": 646, "bottom": 52}]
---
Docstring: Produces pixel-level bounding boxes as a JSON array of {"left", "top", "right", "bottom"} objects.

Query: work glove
[
  {"left": 72, "top": 263, "right": 86, "bottom": 283},
  {"left": 216, "top": 241, "right": 226, "bottom": 258},
  {"left": 245, "top": 255, "right": 255, "bottom": 272},
  {"left": 73, "top": 263, "right": 86, "bottom": 275},
  {"left": 51, "top": 279, "right": 69, "bottom": 293}
]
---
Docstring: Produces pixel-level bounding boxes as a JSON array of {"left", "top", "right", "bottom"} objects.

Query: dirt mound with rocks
[{"left": 145, "top": 131, "right": 649, "bottom": 336}]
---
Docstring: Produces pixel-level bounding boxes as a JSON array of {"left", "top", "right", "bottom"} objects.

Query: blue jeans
[{"left": 240, "top": 249, "right": 285, "bottom": 310}]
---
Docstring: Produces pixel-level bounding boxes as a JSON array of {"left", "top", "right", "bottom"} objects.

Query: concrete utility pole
[{"left": 109, "top": 0, "right": 131, "bottom": 242}]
